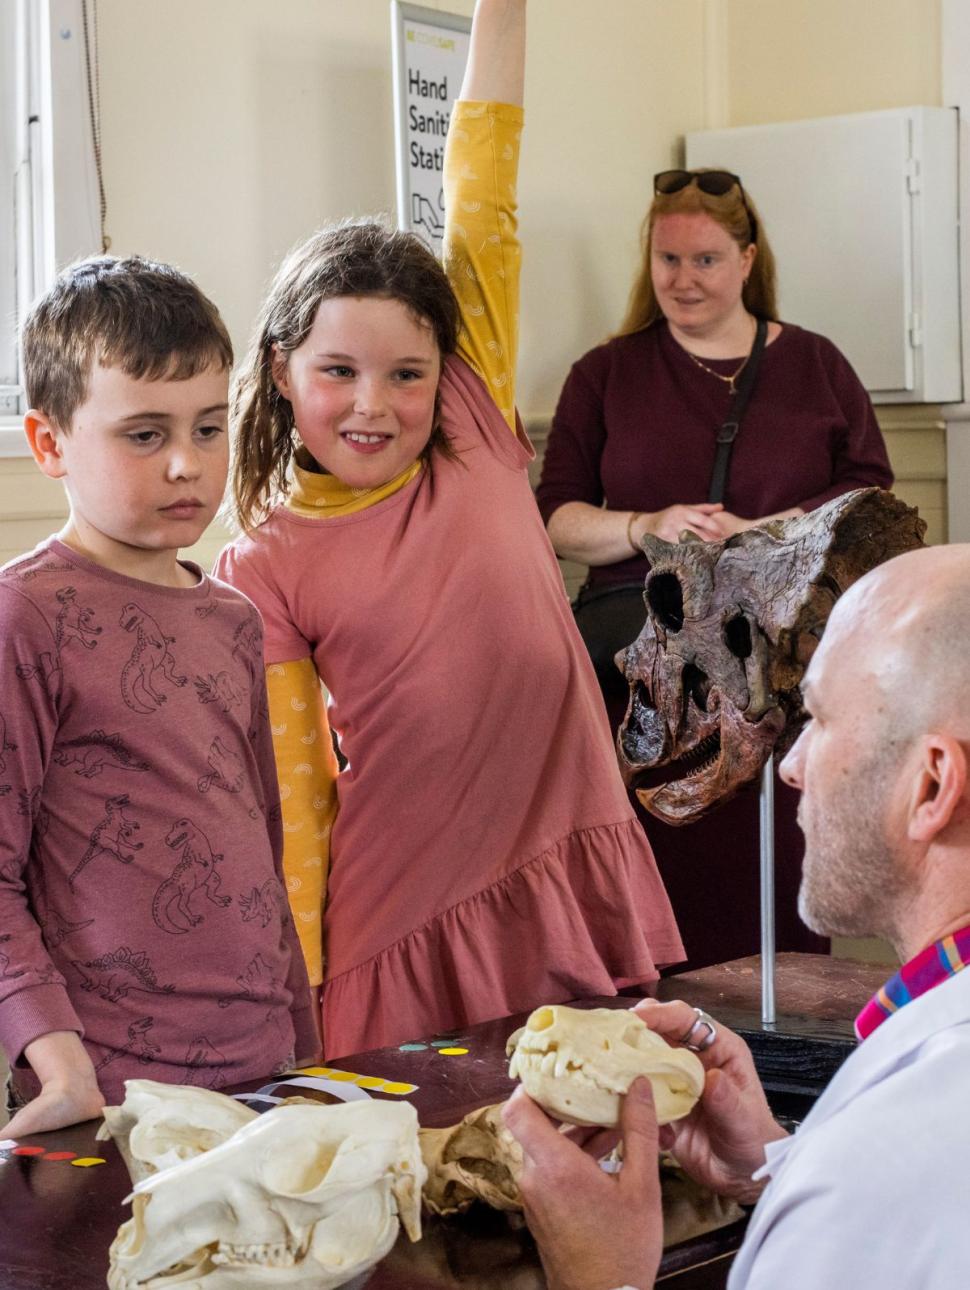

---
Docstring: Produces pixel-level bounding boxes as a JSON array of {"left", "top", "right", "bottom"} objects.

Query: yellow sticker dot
[
  {"left": 322, "top": 1070, "right": 357, "bottom": 1082},
  {"left": 70, "top": 1157, "right": 106, "bottom": 1168},
  {"left": 353, "top": 1076, "right": 386, "bottom": 1089},
  {"left": 381, "top": 1082, "right": 417, "bottom": 1096},
  {"left": 438, "top": 1047, "right": 469, "bottom": 1056}
]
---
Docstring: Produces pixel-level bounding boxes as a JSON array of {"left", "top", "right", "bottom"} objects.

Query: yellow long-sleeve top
[{"left": 267, "top": 101, "right": 522, "bottom": 984}]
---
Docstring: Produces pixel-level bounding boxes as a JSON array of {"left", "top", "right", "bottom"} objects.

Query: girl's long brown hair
[
  {"left": 231, "top": 218, "right": 460, "bottom": 531},
  {"left": 617, "top": 174, "right": 778, "bottom": 337}
]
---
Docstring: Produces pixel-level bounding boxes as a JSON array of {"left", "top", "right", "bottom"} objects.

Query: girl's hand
[
  {"left": 632, "top": 999, "right": 788, "bottom": 1202},
  {"left": 642, "top": 502, "right": 725, "bottom": 544}
]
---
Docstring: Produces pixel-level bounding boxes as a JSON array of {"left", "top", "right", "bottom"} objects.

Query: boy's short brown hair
[{"left": 22, "top": 255, "right": 233, "bottom": 429}]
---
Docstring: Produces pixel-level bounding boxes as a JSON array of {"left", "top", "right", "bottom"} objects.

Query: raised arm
[
  {"left": 443, "top": 0, "right": 526, "bottom": 430},
  {"left": 459, "top": 0, "right": 526, "bottom": 106}
]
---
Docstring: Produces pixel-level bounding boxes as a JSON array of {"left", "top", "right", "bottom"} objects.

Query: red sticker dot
[
  {"left": 42, "top": 1151, "right": 77, "bottom": 1161},
  {"left": 12, "top": 1146, "right": 45, "bottom": 1156}
]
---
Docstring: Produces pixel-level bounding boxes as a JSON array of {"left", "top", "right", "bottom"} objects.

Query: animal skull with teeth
[
  {"left": 506, "top": 1004, "right": 704, "bottom": 1127},
  {"left": 619, "top": 488, "right": 925, "bottom": 824},
  {"left": 102, "top": 1085, "right": 425, "bottom": 1290}
]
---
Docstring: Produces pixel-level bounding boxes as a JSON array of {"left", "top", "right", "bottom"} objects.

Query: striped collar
[{"left": 854, "top": 924, "right": 970, "bottom": 1041}]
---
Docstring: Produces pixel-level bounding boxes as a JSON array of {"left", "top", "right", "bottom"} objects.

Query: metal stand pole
[{"left": 759, "top": 758, "right": 776, "bottom": 1027}]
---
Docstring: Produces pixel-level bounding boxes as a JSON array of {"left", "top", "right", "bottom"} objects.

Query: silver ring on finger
[{"left": 677, "top": 1007, "right": 717, "bottom": 1053}]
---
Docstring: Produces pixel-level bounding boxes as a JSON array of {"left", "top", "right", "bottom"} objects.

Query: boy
[{"left": 0, "top": 256, "right": 318, "bottom": 1137}]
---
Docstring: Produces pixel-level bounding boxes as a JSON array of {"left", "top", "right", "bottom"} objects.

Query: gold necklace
[{"left": 683, "top": 319, "right": 757, "bottom": 395}]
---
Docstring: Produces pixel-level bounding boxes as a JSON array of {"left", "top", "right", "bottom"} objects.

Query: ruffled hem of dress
[{"left": 321, "top": 818, "right": 684, "bottom": 1059}]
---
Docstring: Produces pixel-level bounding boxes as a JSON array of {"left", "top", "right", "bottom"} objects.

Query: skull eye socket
[
  {"left": 724, "top": 613, "right": 752, "bottom": 659},
  {"left": 646, "top": 573, "right": 684, "bottom": 632}
]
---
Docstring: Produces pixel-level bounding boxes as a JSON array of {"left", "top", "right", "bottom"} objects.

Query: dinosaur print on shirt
[
  {"left": 69, "top": 793, "right": 143, "bottom": 888},
  {"left": 54, "top": 586, "right": 102, "bottom": 650},
  {"left": 119, "top": 603, "right": 187, "bottom": 713},
  {"left": 152, "top": 817, "right": 231, "bottom": 934},
  {"left": 54, "top": 730, "right": 150, "bottom": 778},
  {"left": 72, "top": 946, "right": 176, "bottom": 1002}
]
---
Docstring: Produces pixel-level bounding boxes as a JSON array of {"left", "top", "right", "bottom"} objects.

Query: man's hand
[
  {"left": 503, "top": 1077, "right": 663, "bottom": 1290},
  {"left": 6, "top": 1031, "right": 105, "bottom": 1137},
  {"left": 634, "top": 999, "right": 788, "bottom": 1202}
]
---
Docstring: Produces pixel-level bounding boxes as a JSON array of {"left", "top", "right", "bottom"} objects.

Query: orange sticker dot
[
  {"left": 12, "top": 1146, "right": 45, "bottom": 1156},
  {"left": 42, "top": 1151, "right": 77, "bottom": 1161},
  {"left": 69, "top": 1157, "right": 106, "bottom": 1168},
  {"left": 437, "top": 1047, "right": 469, "bottom": 1056}
]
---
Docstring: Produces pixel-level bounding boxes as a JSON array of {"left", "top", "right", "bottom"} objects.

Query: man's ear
[
  {"left": 908, "top": 734, "right": 967, "bottom": 844},
  {"left": 24, "top": 410, "right": 69, "bottom": 480},
  {"left": 269, "top": 345, "right": 291, "bottom": 400}
]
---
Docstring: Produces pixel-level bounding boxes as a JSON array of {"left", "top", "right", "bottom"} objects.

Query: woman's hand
[
  {"left": 504, "top": 1078, "right": 663, "bottom": 1290},
  {"left": 708, "top": 506, "right": 806, "bottom": 540},
  {"left": 641, "top": 503, "right": 725, "bottom": 544},
  {"left": 633, "top": 999, "right": 788, "bottom": 1202}
]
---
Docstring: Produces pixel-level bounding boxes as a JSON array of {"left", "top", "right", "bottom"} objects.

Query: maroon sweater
[
  {"left": 0, "top": 539, "right": 318, "bottom": 1102},
  {"left": 536, "top": 321, "right": 893, "bottom": 590}
]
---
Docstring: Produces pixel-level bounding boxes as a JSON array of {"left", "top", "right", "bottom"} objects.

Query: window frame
[{"left": 0, "top": 0, "right": 100, "bottom": 457}]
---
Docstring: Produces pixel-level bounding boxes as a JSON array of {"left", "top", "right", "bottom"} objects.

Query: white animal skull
[
  {"left": 106, "top": 1097, "right": 425, "bottom": 1290},
  {"left": 506, "top": 1005, "right": 704, "bottom": 1127},
  {"left": 98, "top": 1079, "right": 259, "bottom": 1184}
]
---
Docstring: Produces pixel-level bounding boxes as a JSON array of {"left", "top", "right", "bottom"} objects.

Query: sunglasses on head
[{"left": 653, "top": 169, "right": 757, "bottom": 243}]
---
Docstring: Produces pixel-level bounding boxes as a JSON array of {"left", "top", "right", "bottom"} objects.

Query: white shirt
[{"left": 728, "top": 965, "right": 970, "bottom": 1288}]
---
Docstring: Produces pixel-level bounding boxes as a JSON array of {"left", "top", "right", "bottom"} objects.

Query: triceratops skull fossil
[
  {"left": 105, "top": 1090, "right": 424, "bottom": 1290},
  {"left": 619, "top": 488, "right": 925, "bottom": 824},
  {"left": 506, "top": 1004, "right": 704, "bottom": 1128}
]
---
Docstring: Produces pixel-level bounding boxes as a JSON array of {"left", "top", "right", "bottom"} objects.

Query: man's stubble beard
[{"left": 796, "top": 752, "right": 910, "bottom": 942}]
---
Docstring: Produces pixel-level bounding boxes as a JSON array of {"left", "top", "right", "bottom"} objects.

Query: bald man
[{"left": 504, "top": 545, "right": 970, "bottom": 1290}]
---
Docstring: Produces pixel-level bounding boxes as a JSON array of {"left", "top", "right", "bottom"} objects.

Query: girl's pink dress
[{"left": 218, "top": 356, "right": 684, "bottom": 1057}]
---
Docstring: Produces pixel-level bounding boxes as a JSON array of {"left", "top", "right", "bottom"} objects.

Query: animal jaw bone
[
  {"left": 102, "top": 1085, "right": 425, "bottom": 1289},
  {"left": 506, "top": 1005, "right": 704, "bottom": 1128},
  {"left": 619, "top": 488, "right": 926, "bottom": 824}
]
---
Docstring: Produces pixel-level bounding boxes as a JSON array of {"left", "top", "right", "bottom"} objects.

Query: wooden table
[{"left": 0, "top": 955, "right": 887, "bottom": 1289}]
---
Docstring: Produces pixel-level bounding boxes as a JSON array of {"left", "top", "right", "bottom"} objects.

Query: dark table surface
[{"left": 0, "top": 954, "right": 887, "bottom": 1289}]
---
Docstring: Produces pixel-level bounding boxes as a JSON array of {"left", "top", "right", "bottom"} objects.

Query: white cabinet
[{"left": 686, "top": 107, "right": 961, "bottom": 404}]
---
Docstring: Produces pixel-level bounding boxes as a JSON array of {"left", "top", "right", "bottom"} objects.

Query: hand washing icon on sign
[{"left": 413, "top": 192, "right": 445, "bottom": 242}]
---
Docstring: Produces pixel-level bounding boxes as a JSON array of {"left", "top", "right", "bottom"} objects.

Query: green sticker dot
[{"left": 399, "top": 1042, "right": 428, "bottom": 1051}]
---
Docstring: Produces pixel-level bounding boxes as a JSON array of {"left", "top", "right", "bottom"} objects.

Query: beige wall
[
  {"left": 1, "top": 0, "right": 709, "bottom": 568},
  {"left": 1, "top": 0, "right": 948, "bottom": 564}
]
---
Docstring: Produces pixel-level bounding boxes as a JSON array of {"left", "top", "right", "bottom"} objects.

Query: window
[{"left": 1, "top": 0, "right": 101, "bottom": 456}]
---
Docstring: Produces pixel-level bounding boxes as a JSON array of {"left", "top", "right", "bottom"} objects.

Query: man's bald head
[{"left": 817, "top": 544, "right": 970, "bottom": 745}]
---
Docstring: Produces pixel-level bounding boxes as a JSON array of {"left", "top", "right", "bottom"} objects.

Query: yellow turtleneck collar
[{"left": 286, "top": 457, "right": 424, "bottom": 518}]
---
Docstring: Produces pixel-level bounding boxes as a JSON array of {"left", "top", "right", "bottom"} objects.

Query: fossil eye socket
[
  {"left": 724, "top": 613, "right": 752, "bottom": 659},
  {"left": 647, "top": 573, "right": 684, "bottom": 632}
]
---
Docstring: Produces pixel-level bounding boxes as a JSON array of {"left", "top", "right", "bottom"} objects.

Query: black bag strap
[{"left": 707, "top": 317, "right": 768, "bottom": 505}]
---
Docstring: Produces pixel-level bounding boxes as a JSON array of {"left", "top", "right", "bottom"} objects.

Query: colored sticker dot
[
  {"left": 431, "top": 1038, "right": 467, "bottom": 1048},
  {"left": 42, "top": 1151, "right": 77, "bottom": 1161},
  {"left": 12, "top": 1146, "right": 45, "bottom": 1156},
  {"left": 437, "top": 1047, "right": 469, "bottom": 1056},
  {"left": 381, "top": 1082, "right": 417, "bottom": 1095},
  {"left": 69, "top": 1157, "right": 106, "bottom": 1168},
  {"left": 353, "top": 1076, "right": 386, "bottom": 1088},
  {"left": 398, "top": 1042, "right": 427, "bottom": 1052},
  {"left": 322, "top": 1070, "right": 357, "bottom": 1082}
]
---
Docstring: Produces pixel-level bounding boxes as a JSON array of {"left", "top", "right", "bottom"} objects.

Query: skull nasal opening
[{"left": 647, "top": 572, "right": 684, "bottom": 632}]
